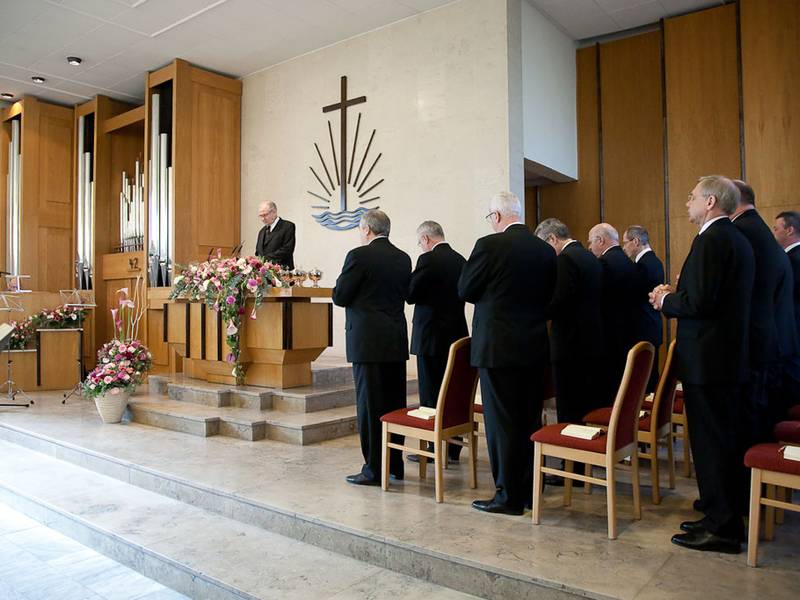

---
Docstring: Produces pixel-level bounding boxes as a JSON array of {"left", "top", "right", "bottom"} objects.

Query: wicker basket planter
[{"left": 94, "top": 390, "right": 130, "bottom": 424}]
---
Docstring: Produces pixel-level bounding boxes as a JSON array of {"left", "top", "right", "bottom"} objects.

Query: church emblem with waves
[{"left": 308, "top": 76, "right": 383, "bottom": 231}]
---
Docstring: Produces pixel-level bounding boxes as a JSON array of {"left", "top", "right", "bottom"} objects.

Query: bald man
[
  {"left": 255, "top": 201, "right": 296, "bottom": 268},
  {"left": 588, "top": 223, "right": 640, "bottom": 404}
]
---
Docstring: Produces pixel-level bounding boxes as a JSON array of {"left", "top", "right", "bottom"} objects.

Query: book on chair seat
[
  {"left": 561, "top": 424, "right": 603, "bottom": 440},
  {"left": 784, "top": 446, "right": 800, "bottom": 462},
  {"left": 407, "top": 406, "right": 437, "bottom": 420}
]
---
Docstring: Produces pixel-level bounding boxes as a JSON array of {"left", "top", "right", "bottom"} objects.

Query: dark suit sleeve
[
  {"left": 458, "top": 239, "right": 491, "bottom": 303},
  {"left": 547, "top": 254, "right": 578, "bottom": 320},
  {"left": 332, "top": 250, "right": 363, "bottom": 307},
  {"left": 407, "top": 252, "right": 433, "bottom": 305},
  {"left": 662, "top": 236, "right": 722, "bottom": 319},
  {"left": 271, "top": 222, "right": 296, "bottom": 266}
]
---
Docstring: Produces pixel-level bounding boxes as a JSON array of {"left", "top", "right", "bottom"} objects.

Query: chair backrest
[
  {"left": 435, "top": 337, "right": 479, "bottom": 430},
  {"left": 606, "top": 341, "right": 655, "bottom": 452},
  {"left": 650, "top": 340, "right": 678, "bottom": 431}
]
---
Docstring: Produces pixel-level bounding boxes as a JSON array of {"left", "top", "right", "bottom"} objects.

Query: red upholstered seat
[
  {"left": 473, "top": 403, "right": 483, "bottom": 414},
  {"left": 774, "top": 421, "right": 800, "bottom": 444},
  {"left": 789, "top": 404, "right": 800, "bottom": 420},
  {"left": 745, "top": 443, "right": 800, "bottom": 476},
  {"left": 381, "top": 407, "right": 435, "bottom": 431},
  {"left": 531, "top": 423, "right": 608, "bottom": 453},
  {"left": 584, "top": 407, "right": 652, "bottom": 431}
]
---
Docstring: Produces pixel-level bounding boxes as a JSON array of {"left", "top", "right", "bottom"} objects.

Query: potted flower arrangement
[
  {"left": 83, "top": 277, "right": 151, "bottom": 422},
  {"left": 170, "top": 253, "right": 282, "bottom": 382},
  {"left": 82, "top": 359, "right": 137, "bottom": 423}
]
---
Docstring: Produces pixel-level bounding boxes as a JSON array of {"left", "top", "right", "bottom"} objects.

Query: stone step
[
  {"left": 0, "top": 441, "right": 475, "bottom": 600},
  {"left": 0, "top": 421, "right": 574, "bottom": 600},
  {"left": 127, "top": 398, "right": 358, "bottom": 445},
  {"left": 152, "top": 373, "right": 417, "bottom": 414}
]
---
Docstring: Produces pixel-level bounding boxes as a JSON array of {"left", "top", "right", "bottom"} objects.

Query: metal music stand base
[{"left": 0, "top": 347, "right": 32, "bottom": 408}]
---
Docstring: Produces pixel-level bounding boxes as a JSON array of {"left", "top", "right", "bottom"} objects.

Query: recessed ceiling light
[
  {"left": 31, "top": 76, "right": 46, "bottom": 84},
  {"left": 67, "top": 56, "right": 82, "bottom": 66},
  {"left": 1, "top": 93, "right": 13, "bottom": 99}
]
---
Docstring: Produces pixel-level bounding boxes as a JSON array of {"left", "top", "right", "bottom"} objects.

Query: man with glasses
[
  {"left": 459, "top": 191, "right": 556, "bottom": 515},
  {"left": 255, "top": 201, "right": 296, "bottom": 269}
]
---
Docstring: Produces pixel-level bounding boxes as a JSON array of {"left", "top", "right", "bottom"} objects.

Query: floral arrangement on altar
[
  {"left": 169, "top": 253, "right": 283, "bottom": 381},
  {"left": 6, "top": 304, "right": 88, "bottom": 350}
]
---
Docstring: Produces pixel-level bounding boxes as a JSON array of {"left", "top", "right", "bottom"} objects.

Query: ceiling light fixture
[
  {"left": 67, "top": 56, "right": 82, "bottom": 66},
  {"left": 31, "top": 76, "right": 46, "bottom": 84},
  {"left": 1, "top": 93, "right": 13, "bottom": 99}
]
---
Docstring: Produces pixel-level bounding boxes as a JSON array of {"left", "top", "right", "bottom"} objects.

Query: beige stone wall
[{"left": 241, "top": 0, "right": 516, "bottom": 359}]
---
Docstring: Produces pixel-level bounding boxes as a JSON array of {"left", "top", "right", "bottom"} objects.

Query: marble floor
[
  {"left": 0, "top": 390, "right": 798, "bottom": 600},
  {"left": 0, "top": 502, "right": 187, "bottom": 600}
]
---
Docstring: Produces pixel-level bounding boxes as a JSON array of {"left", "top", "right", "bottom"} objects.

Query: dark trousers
[
  {"left": 353, "top": 362, "right": 406, "bottom": 480},
  {"left": 417, "top": 353, "right": 461, "bottom": 461},
  {"left": 479, "top": 365, "right": 545, "bottom": 508},
  {"left": 552, "top": 358, "right": 603, "bottom": 423},
  {"left": 683, "top": 382, "right": 745, "bottom": 539}
]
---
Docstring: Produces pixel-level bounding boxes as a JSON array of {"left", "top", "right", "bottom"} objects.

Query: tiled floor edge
[{"left": 0, "top": 480, "right": 258, "bottom": 600}]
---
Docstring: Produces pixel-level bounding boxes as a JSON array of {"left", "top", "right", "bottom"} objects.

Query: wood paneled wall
[
  {"left": 741, "top": 0, "right": 800, "bottom": 217},
  {"left": 601, "top": 31, "right": 665, "bottom": 260},
  {"left": 537, "top": 0, "right": 798, "bottom": 287}
]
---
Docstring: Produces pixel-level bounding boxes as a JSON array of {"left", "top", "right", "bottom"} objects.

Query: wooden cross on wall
[{"left": 322, "top": 76, "right": 366, "bottom": 212}]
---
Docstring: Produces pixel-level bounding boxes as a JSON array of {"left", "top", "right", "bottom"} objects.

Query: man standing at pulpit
[
  {"left": 255, "top": 201, "right": 295, "bottom": 269},
  {"left": 333, "top": 209, "right": 411, "bottom": 486}
]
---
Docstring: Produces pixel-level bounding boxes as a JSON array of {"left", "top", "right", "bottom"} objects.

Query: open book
[
  {"left": 407, "top": 406, "right": 437, "bottom": 420},
  {"left": 784, "top": 445, "right": 800, "bottom": 462},
  {"left": 561, "top": 424, "right": 603, "bottom": 440}
]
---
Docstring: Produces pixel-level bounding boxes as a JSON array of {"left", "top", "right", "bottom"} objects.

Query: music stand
[
  {"left": 59, "top": 289, "right": 96, "bottom": 404},
  {"left": 0, "top": 294, "right": 31, "bottom": 408}
]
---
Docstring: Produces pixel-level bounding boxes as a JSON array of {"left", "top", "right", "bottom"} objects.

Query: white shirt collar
[
  {"left": 635, "top": 247, "right": 652, "bottom": 263},
  {"left": 503, "top": 221, "right": 525, "bottom": 232},
  {"left": 562, "top": 239, "right": 578, "bottom": 250},
  {"left": 785, "top": 241, "right": 800, "bottom": 253},
  {"left": 601, "top": 244, "right": 618, "bottom": 256},
  {"left": 699, "top": 215, "right": 728, "bottom": 235},
  {"left": 269, "top": 216, "right": 281, "bottom": 232}
]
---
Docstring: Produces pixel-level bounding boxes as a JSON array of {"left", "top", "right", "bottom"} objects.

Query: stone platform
[
  {"left": 0, "top": 392, "right": 798, "bottom": 600},
  {"left": 128, "top": 362, "right": 417, "bottom": 444}
]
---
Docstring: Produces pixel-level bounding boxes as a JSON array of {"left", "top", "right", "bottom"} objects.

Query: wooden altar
[{"left": 160, "top": 287, "right": 333, "bottom": 389}]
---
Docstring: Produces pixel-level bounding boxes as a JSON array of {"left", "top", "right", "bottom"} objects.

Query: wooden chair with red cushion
[
  {"left": 745, "top": 443, "right": 800, "bottom": 567},
  {"left": 584, "top": 340, "right": 678, "bottom": 504},
  {"left": 531, "top": 341, "right": 654, "bottom": 539},
  {"left": 380, "top": 337, "right": 478, "bottom": 503}
]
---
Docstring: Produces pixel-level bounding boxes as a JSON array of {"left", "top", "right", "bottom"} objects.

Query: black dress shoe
[
  {"left": 471, "top": 498, "right": 524, "bottom": 515},
  {"left": 345, "top": 473, "right": 380, "bottom": 486},
  {"left": 680, "top": 518, "right": 707, "bottom": 534},
  {"left": 671, "top": 531, "right": 741, "bottom": 554}
]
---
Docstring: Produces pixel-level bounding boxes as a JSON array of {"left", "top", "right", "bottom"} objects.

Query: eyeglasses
[{"left": 484, "top": 211, "right": 498, "bottom": 222}]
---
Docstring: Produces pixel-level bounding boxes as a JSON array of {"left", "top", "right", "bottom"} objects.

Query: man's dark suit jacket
[
  {"left": 599, "top": 245, "right": 640, "bottom": 353},
  {"left": 458, "top": 224, "right": 556, "bottom": 368},
  {"left": 662, "top": 218, "right": 755, "bottom": 385},
  {"left": 634, "top": 250, "right": 665, "bottom": 347},
  {"left": 789, "top": 245, "right": 800, "bottom": 344},
  {"left": 332, "top": 237, "right": 411, "bottom": 363},
  {"left": 547, "top": 241, "right": 603, "bottom": 362},
  {"left": 408, "top": 243, "right": 468, "bottom": 357},
  {"left": 733, "top": 209, "right": 798, "bottom": 366},
  {"left": 255, "top": 218, "right": 296, "bottom": 269}
]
